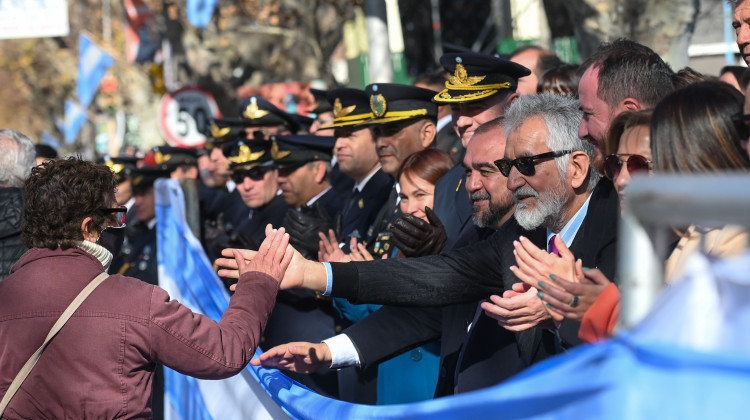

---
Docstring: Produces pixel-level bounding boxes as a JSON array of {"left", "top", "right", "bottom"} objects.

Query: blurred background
[{"left": 0, "top": 0, "right": 737, "bottom": 157}]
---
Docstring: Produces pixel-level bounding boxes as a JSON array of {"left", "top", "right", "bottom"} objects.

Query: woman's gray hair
[
  {"left": 504, "top": 93, "right": 600, "bottom": 191},
  {"left": 0, "top": 129, "right": 36, "bottom": 188}
]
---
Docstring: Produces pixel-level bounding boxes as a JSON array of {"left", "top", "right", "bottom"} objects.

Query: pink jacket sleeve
[{"left": 147, "top": 271, "right": 279, "bottom": 379}]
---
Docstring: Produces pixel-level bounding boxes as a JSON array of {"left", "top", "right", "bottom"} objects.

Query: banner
[
  {"left": 63, "top": 100, "right": 87, "bottom": 144},
  {"left": 0, "top": 0, "right": 69, "bottom": 40},
  {"left": 123, "top": 0, "right": 161, "bottom": 63},
  {"left": 154, "top": 178, "right": 750, "bottom": 419},
  {"left": 77, "top": 33, "right": 115, "bottom": 107}
]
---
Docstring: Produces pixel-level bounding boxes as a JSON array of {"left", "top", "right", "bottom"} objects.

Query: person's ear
[
  {"left": 569, "top": 151, "right": 591, "bottom": 189},
  {"left": 80, "top": 216, "right": 99, "bottom": 242},
  {"left": 620, "top": 97, "right": 641, "bottom": 112},
  {"left": 313, "top": 161, "right": 327, "bottom": 184},
  {"left": 420, "top": 120, "right": 437, "bottom": 147},
  {"left": 503, "top": 92, "right": 520, "bottom": 108}
]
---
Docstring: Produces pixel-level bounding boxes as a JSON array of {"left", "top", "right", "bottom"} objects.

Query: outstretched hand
[
  {"left": 233, "top": 226, "right": 293, "bottom": 283},
  {"left": 250, "top": 341, "right": 332, "bottom": 374},
  {"left": 217, "top": 224, "right": 327, "bottom": 292}
]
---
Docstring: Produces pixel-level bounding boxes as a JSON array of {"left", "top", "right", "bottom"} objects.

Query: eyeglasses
[
  {"left": 603, "top": 154, "right": 652, "bottom": 181},
  {"left": 494, "top": 150, "right": 575, "bottom": 177},
  {"left": 98, "top": 205, "right": 128, "bottom": 226},
  {"left": 231, "top": 166, "right": 273, "bottom": 184}
]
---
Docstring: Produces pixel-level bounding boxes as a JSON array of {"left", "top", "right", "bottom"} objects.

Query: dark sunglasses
[
  {"left": 603, "top": 154, "right": 652, "bottom": 181},
  {"left": 99, "top": 205, "right": 128, "bottom": 226},
  {"left": 494, "top": 150, "right": 575, "bottom": 177},
  {"left": 231, "top": 166, "right": 273, "bottom": 183}
]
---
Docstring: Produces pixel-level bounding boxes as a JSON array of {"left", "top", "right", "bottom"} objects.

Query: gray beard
[{"left": 513, "top": 181, "right": 568, "bottom": 231}]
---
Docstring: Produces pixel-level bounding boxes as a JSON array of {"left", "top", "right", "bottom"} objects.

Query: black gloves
[
  {"left": 390, "top": 207, "right": 447, "bottom": 257},
  {"left": 284, "top": 202, "right": 335, "bottom": 260}
]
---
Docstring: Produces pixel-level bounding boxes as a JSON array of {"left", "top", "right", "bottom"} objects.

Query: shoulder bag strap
[{"left": 0, "top": 271, "right": 110, "bottom": 416}]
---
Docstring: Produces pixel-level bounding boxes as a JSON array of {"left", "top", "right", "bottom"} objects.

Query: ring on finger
[{"left": 569, "top": 295, "right": 579, "bottom": 308}]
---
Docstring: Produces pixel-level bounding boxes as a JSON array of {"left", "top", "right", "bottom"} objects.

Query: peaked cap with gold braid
[
  {"left": 434, "top": 52, "right": 531, "bottom": 104},
  {"left": 310, "top": 88, "right": 333, "bottom": 115},
  {"left": 271, "top": 134, "right": 336, "bottom": 168},
  {"left": 224, "top": 139, "right": 273, "bottom": 170},
  {"left": 204, "top": 119, "right": 246, "bottom": 151},
  {"left": 360, "top": 83, "right": 438, "bottom": 125},
  {"left": 104, "top": 156, "right": 138, "bottom": 184},
  {"left": 319, "top": 88, "right": 373, "bottom": 129},
  {"left": 213, "top": 96, "right": 300, "bottom": 134}
]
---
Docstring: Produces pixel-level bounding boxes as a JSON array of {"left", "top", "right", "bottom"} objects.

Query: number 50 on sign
[{"left": 158, "top": 87, "right": 221, "bottom": 148}]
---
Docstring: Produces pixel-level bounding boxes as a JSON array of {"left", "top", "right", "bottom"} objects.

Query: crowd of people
[{"left": 2, "top": 9, "right": 750, "bottom": 417}]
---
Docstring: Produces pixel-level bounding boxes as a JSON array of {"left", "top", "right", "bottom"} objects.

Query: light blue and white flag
[
  {"left": 77, "top": 33, "right": 114, "bottom": 107},
  {"left": 154, "top": 177, "right": 750, "bottom": 419},
  {"left": 64, "top": 100, "right": 87, "bottom": 144},
  {"left": 187, "top": 0, "right": 218, "bottom": 28}
]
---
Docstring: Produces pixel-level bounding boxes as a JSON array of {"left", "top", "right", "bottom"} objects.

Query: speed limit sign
[{"left": 158, "top": 87, "right": 221, "bottom": 148}]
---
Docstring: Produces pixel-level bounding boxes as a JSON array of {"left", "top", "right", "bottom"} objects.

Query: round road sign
[{"left": 158, "top": 87, "right": 221, "bottom": 148}]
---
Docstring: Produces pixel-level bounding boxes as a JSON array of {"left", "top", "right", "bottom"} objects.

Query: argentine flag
[
  {"left": 63, "top": 100, "right": 87, "bottom": 144},
  {"left": 154, "top": 178, "right": 750, "bottom": 419},
  {"left": 77, "top": 33, "right": 114, "bottom": 108}
]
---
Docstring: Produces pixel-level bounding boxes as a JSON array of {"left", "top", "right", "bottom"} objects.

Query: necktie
[
  {"left": 548, "top": 234, "right": 560, "bottom": 256},
  {"left": 342, "top": 188, "right": 361, "bottom": 220}
]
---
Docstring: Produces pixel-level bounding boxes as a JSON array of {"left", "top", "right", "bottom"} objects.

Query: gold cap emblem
[
  {"left": 333, "top": 98, "right": 356, "bottom": 118},
  {"left": 271, "top": 141, "right": 291, "bottom": 160},
  {"left": 243, "top": 97, "right": 270, "bottom": 120},
  {"left": 210, "top": 123, "right": 231, "bottom": 138},
  {"left": 154, "top": 151, "right": 171, "bottom": 165},
  {"left": 448, "top": 63, "right": 486, "bottom": 87},
  {"left": 228, "top": 145, "right": 266, "bottom": 164}
]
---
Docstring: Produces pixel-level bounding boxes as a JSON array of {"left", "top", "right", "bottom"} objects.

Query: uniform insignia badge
[
  {"left": 228, "top": 145, "right": 265, "bottom": 163},
  {"left": 456, "top": 178, "right": 462, "bottom": 192},
  {"left": 210, "top": 123, "right": 230, "bottom": 138},
  {"left": 243, "top": 97, "right": 270, "bottom": 120},
  {"left": 358, "top": 198, "right": 364, "bottom": 209},
  {"left": 370, "top": 94, "right": 387, "bottom": 118},
  {"left": 333, "top": 98, "right": 356, "bottom": 118},
  {"left": 271, "top": 141, "right": 291, "bottom": 160}
]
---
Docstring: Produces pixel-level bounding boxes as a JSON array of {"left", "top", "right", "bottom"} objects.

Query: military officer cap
[
  {"left": 143, "top": 146, "right": 199, "bottom": 171},
  {"left": 434, "top": 52, "right": 531, "bottom": 103},
  {"left": 223, "top": 139, "right": 273, "bottom": 170},
  {"left": 104, "top": 156, "right": 139, "bottom": 184},
  {"left": 320, "top": 88, "right": 373, "bottom": 129},
  {"left": 271, "top": 134, "right": 336, "bottom": 168},
  {"left": 309, "top": 88, "right": 333, "bottom": 115},
  {"left": 204, "top": 119, "right": 246, "bottom": 151},
  {"left": 362, "top": 83, "right": 438, "bottom": 125},
  {"left": 289, "top": 113, "right": 315, "bottom": 134},
  {"left": 130, "top": 166, "right": 171, "bottom": 194},
  {"left": 214, "top": 96, "right": 300, "bottom": 134}
]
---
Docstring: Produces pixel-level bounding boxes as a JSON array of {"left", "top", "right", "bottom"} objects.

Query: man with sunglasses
[
  {"left": 203, "top": 139, "right": 290, "bottom": 267},
  {"left": 223, "top": 94, "right": 619, "bottom": 390}
]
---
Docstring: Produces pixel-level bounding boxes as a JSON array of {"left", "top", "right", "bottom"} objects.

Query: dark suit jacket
[
  {"left": 434, "top": 124, "right": 463, "bottom": 164},
  {"left": 333, "top": 180, "right": 619, "bottom": 395},
  {"left": 339, "top": 168, "right": 394, "bottom": 242}
]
